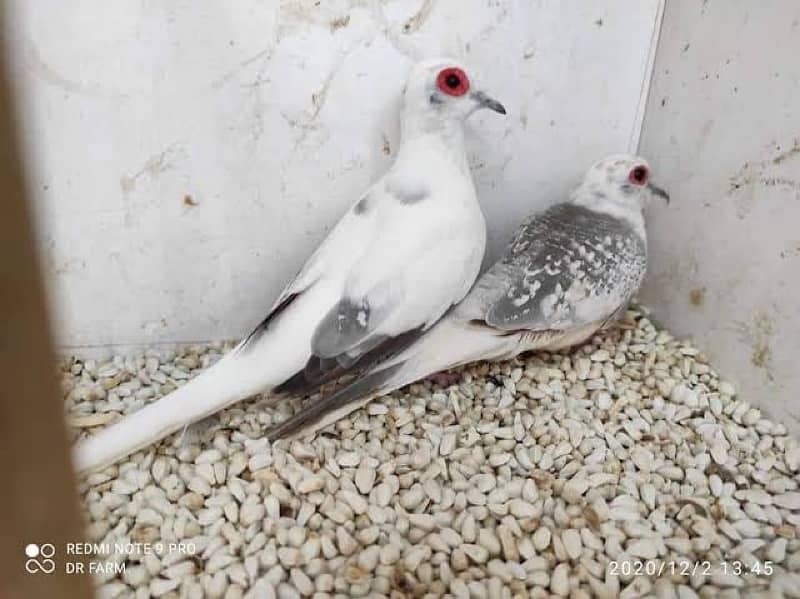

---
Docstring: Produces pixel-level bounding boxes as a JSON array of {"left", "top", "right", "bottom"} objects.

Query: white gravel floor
[{"left": 66, "top": 306, "right": 800, "bottom": 599}]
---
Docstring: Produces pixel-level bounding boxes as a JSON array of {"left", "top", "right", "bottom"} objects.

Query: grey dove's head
[
  {"left": 571, "top": 154, "right": 669, "bottom": 238},
  {"left": 574, "top": 154, "right": 669, "bottom": 210},
  {"left": 400, "top": 58, "right": 506, "bottom": 132}
]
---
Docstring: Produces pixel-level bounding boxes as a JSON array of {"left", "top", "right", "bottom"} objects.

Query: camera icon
[{"left": 25, "top": 543, "right": 56, "bottom": 574}]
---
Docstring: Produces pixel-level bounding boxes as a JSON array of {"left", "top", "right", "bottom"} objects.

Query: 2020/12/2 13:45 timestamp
[
  {"left": 721, "top": 561, "right": 774, "bottom": 576},
  {"left": 608, "top": 559, "right": 774, "bottom": 577}
]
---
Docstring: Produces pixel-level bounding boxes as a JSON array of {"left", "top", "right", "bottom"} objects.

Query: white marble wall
[
  {"left": 638, "top": 1, "right": 800, "bottom": 433},
  {"left": 6, "top": 0, "right": 663, "bottom": 351}
]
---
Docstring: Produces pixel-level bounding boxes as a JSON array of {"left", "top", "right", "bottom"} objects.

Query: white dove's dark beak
[
  {"left": 472, "top": 90, "right": 506, "bottom": 114},
  {"left": 648, "top": 182, "right": 670, "bottom": 204}
]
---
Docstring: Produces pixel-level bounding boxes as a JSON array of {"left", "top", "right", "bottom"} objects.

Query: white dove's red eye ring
[
  {"left": 629, "top": 165, "right": 649, "bottom": 186},
  {"left": 436, "top": 67, "right": 470, "bottom": 97}
]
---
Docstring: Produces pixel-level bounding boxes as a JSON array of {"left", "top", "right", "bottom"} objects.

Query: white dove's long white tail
[
  {"left": 74, "top": 350, "right": 276, "bottom": 473},
  {"left": 74, "top": 280, "right": 343, "bottom": 472}
]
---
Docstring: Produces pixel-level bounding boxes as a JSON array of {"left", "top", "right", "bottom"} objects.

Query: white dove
[
  {"left": 75, "top": 58, "right": 506, "bottom": 472},
  {"left": 265, "top": 154, "right": 669, "bottom": 439}
]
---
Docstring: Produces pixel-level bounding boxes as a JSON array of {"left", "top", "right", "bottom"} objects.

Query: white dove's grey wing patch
[
  {"left": 274, "top": 319, "right": 423, "bottom": 396},
  {"left": 484, "top": 204, "right": 646, "bottom": 332},
  {"left": 274, "top": 282, "right": 424, "bottom": 396},
  {"left": 312, "top": 296, "right": 376, "bottom": 358}
]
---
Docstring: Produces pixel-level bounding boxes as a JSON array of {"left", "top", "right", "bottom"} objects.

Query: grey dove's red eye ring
[
  {"left": 436, "top": 67, "right": 470, "bottom": 97},
  {"left": 629, "top": 165, "right": 649, "bottom": 186}
]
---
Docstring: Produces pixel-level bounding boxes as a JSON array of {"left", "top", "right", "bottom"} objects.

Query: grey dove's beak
[
  {"left": 648, "top": 182, "right": 670, "bottom": 204},
  {"left": 471, "top": 90, "right": 506, "bottom": 115}
]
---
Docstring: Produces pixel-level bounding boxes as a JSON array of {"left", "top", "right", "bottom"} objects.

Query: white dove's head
[{"left": 400, "top": 58, "right": 506, "bottom": 135}]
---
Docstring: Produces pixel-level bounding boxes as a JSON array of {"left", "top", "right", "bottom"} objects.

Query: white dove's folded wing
[
  {"left": 238, "top": 191, "right": 380, "bottom": 351},
  {"left": 272, "top": 168, "right": 485, "bottom": 396}
]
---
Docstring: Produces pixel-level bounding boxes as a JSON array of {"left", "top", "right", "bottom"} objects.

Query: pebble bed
[{"left": 65, "top": 306, "right": 800, "bottom": 599}]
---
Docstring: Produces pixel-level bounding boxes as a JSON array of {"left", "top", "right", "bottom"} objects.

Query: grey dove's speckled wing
[{"left": 458, "top": 203, "right": 647, "bottom": 332}]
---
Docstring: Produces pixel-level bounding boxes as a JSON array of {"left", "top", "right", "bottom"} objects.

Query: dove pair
[{"left": 75, "top": 58, "right": 668, "bottom": 472}]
